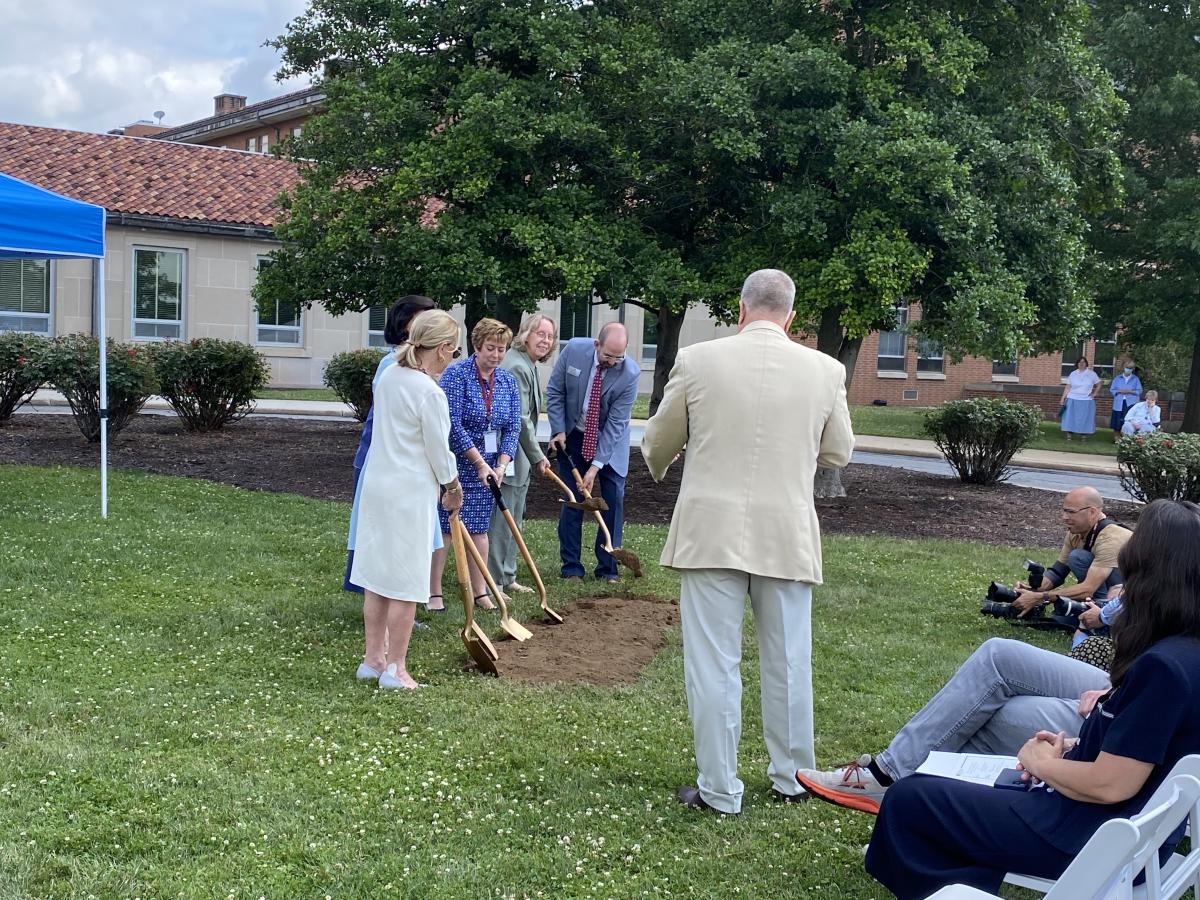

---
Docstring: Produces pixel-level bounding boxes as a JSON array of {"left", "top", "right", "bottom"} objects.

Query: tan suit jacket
[
  {"left": 499, "top": 347, "right": 545, "bottom": 487},
  {"left": 641, "top": 320, "right": 854, "bottom": 583}
]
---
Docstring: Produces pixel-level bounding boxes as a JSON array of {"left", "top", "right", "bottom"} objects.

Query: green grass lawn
[
  {"left": 0, "top": 465, "right": 1065, "bottom": 898},
  {"left": 256, "top": 387, "right": 342, "bottom": 402},
  {"left": 850, "top": 404, "right": 1120, "bottom": 457}
]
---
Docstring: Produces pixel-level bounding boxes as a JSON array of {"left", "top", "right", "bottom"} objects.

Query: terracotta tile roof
[{"left": 0, "top": 122, "right": 303, "bottom": 228}]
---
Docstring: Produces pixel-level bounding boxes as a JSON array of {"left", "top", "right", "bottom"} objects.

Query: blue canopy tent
[{"left": 0, "top": 172, "right": 111, "bottom": 517}]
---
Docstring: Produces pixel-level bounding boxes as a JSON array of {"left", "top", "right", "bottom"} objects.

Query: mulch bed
[{"left": 1, "top": 411, "right": 1141, "bottom": 549}]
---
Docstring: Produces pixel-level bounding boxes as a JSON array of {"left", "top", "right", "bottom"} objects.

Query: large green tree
[
  {"left": 261, "top": 0, "right": 1121, "bottom": 483},
  {"left": 1090, "top": 1, "right": 1200, "bottom": 432},
  {"left": 257, "top": 0, "right": 628, "bottom": 329}
]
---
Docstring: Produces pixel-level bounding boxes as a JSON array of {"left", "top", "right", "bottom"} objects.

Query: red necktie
[{"left": 582, "top": 366, "right": 605, "bottom": 461}]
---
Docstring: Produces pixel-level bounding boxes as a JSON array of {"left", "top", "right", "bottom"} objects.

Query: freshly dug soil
[
  {"left": 1, "top": 412, "right": 1141, "bottom": 549},
  {"left": 487, "top": 596, "right": 679, "bottom": 685}
]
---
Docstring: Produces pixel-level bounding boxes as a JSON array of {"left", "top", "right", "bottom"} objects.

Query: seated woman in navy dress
[
  {"left": 427, "top": 318, "right": 520, "bottom": 611},
  {"left": 866, "top": 498, "right": 1200, "bottom": 899}
]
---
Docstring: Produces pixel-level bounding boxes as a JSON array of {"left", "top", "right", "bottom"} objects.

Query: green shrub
[
  {"left": 323, "top": 349, "right": 386, "bottom": 422},
  {"left": 1117, "top": 431, "right": 1200, "bottom": 502},
  {"left": 0, "top": 331, "right": 49, "bottom": 422},
  {"left": 40, "top": 335, "right": 157, "bottom": 442},
  {"left": 923, "top": 398, "right": 1042, "bottom": 485},
  {"left": 150, "top": 339, "right": 269, "bottom": 431}
]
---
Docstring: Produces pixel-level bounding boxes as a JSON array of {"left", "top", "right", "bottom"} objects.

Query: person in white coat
[
  {"left": 1121, "top": 390, "right": 1161, "bottom": 435},
  {"left": 351, "top": 310, "right": 463, "bottom": 690},
  {"left": 641, "top": 268, "right": 855, "bottom": 813}
]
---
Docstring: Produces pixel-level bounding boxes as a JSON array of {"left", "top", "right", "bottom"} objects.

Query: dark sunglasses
[{"left": 452, "top": 347, "right": 462, "bottom": 359}]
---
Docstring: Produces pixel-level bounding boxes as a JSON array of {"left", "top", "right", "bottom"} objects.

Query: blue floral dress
[{"left": 437, "top": 355, "right": 520, "bottom": 534}]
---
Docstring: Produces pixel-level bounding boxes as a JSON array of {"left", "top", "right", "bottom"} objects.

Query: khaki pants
[
  {"left": 486, "top": 478, "right": 528, "bottom": 586},
  {"left": 680, "top": 569, "right": 814, "bottom": 814}
]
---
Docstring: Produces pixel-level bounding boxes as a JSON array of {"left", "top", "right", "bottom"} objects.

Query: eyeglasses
[
  {"left": 452, "top": 347, "right": 462, "bottom": 359},
  {"left": 1062, "top": 505, "right": 1094, "bottom": 514},
  {"left": 599, "top": 352, "right": 626, "bottom": 364}
]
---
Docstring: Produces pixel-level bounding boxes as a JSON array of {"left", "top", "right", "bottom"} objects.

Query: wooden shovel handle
[
  {"left": 502, "top": 508, "right": 548, "bottom": 606},
  {"left": 570, "top": 464, "right": 614, "bottom": 552},
  {"left": 458, "top": 522, "right": 512, "bottom": 620},
  {"left": 542, "top": 467, "right": 578, "bottom": 504},
  {"left": 449, "top": 514, "right": 474, "bottom": 630}
]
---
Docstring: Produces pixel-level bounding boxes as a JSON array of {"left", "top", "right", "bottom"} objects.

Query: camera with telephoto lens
[
  {"left": 1053, "top": 596, "right": 1090, "bottom": 618},
  {"left": 1023, "top": 559, "right": 1045, "bottom": 591},
  {"left": 980, "top": 582, "right": 1030, "bottom": 619}
]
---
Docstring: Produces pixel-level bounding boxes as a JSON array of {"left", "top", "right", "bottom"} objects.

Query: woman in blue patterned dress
[{"left": 428, "top": 318, "right": 521, "bottom": 611}]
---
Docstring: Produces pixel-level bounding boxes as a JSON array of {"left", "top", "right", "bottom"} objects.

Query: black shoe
[
  {"left": 769, "top": 787, "right": 810, "bottom": 804},
  {"left": 676, "top": 785, "right": 738, "bottom": 814}
]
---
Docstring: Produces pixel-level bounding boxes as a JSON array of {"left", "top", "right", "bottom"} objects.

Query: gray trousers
[
  {"left": 486, "top": 478, "right": 528, "bottom": 587},
  {"left": 680, "top": 569, "right": 813, "bottom": 814},
  {"left": 875, "top": 638, "right": 1110, "bottom": 781}
]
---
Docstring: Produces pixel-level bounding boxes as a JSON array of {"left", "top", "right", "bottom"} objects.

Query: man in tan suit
[{"left": 641, "top": 268, "right": 854, "bottom": 814}]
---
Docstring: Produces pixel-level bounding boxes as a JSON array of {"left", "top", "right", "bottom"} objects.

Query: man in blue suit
[{"left": 546, "top": 322, "right": 641, "bottom": 582}]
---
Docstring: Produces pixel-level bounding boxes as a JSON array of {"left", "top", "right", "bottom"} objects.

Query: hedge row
[{"left": 0, "top": 332, "right": 268, "bottom": 441}]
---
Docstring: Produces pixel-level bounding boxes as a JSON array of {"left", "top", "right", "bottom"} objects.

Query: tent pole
[{"left": 97, "top": 255, "right": 108, "bottom": 519}]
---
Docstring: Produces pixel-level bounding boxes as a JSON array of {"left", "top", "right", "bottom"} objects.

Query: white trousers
[{"left": 679, "top": 568, "right": 813, "bottom": 813}]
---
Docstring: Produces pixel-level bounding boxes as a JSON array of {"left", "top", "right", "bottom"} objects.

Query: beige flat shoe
[{"left": 506, "top": 581, "right": 534, "bottom": 594}]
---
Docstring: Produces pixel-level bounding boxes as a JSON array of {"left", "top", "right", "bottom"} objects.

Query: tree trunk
[
  {"left": 648, "top": 301, "right": 687, "bottom": 417},
  {"left": 491, "top": 292, "right": 525, "bottom": 335},
  {"left": 1183, "top": 323, "right": 1200, "bottom": 434},
  {"left": 814, "top": 305, "right": 858, "bottom": 499},
  {"left": 464, "top": 289, "right": 491, "bottom": 338}
]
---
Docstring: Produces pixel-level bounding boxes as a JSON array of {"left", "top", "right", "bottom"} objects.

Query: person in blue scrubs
[{"left": 865, "top": 499, "right": 1200, "bottom": 899}]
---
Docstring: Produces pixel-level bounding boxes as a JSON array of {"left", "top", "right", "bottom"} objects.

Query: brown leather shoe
[{"left": 676, "top": 785, "right": 738, "bottom": 814}]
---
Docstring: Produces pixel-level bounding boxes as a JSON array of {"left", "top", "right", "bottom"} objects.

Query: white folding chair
[{"left": 927, "top": 766, "right": 1200, "bottom": 900}]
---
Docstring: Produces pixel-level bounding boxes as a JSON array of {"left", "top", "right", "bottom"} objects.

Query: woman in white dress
[
  {"left": 1059, "top": 356, "right": 1101, "bottom": 440},
  {"left": 351, "top": 310, "right": 463, "bottom": 690}
]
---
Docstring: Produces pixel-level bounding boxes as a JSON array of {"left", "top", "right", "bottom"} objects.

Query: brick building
[{"left": 153, "top": 89, "right": 325, "bottom": 155}]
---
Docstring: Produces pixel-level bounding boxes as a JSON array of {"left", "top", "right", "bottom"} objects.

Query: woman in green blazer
[{"left": 487, "top": 313, "right": 556, "bottom": 592}]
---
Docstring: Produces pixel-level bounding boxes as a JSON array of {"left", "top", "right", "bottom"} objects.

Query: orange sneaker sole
[{"left": 795, "top": 772, "right": 882, "bottom": 815}]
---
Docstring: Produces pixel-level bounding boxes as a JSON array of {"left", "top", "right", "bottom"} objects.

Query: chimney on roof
[{"left": 214, "top": 93, "right": 247, "bottom": 115}]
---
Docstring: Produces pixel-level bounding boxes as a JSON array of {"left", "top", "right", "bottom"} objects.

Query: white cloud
[{"left": 0, "top": 0, "right": 311, "bottom": 133}]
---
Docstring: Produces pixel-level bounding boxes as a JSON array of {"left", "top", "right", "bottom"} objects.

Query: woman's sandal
[
  {"left": 427, "top": 594, "right": 446, "bottom": 613},
  {"left": 473, "top": 592, "right": 496, "bottom": 611}
]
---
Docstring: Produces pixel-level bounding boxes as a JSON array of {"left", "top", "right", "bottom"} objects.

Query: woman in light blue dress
[{"left": 1059, "top": 356, "right": 1100, "bottom": 440}]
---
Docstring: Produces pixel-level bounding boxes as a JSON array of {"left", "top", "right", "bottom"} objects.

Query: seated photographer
[
  {"left": 861, "top": 499, "right": 1200, "bottom": 900},
  {"left": 1011, "top": 486, "right": 1130, "bottom": 623},
  {"left": 796, "top": 638, "right": 1109, "bottom": 813}
]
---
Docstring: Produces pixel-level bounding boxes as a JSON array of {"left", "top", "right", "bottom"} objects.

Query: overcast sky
[{"left": 0, "top": 0, "right": 312, "bottom": 134}]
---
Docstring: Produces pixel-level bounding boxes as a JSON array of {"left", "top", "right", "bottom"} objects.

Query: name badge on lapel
[{"left": 567, "top": 365, "right": 581, "bottom": 377}]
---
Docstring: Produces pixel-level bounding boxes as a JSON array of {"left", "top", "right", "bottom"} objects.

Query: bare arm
[{"left": 1019, "top": 732, "right": 1154, "bottom": 804}]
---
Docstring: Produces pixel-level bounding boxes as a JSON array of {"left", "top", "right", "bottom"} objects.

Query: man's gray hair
[{"left": 741, "top": 269, "right": 796, "bottom": 316}]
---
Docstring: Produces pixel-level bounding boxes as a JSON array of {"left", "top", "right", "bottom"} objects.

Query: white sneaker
[
  {"left": 378, "top": 663, "right": 420, "bottom": 690},
  {"left": 796, "top": 754, "right": 888, "bottom": 814}
]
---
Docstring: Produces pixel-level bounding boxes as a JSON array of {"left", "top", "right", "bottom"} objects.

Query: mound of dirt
[{"left": 482, "top": 596, "right": 679, "bottom": 685}]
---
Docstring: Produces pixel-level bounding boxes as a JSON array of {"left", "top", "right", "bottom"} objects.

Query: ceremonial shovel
[
  {"left": 565, "top": 462, "right": 644, "bottom": 578},
  {"left": 487, "top": 475, "right": 563, "bottom": 624},
  {"left": 450, "top": 513, "right": 498, "bottom": 675},
  {"left": 542, "top": 446, "right": 608, "bottom": 511},
  {"left": 458, "top": 518, "right": 534, "bottom": 641}
]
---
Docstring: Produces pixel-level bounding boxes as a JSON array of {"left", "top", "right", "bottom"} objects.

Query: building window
[
  {"left": 992, "top": 359, "right": 1018, "bottom": 377},
  {"left": 261, "top": 133, "right": 270, "bottom": 154},
  {"left": 877, "top": 304, "right": 908, "bottom": 372},
  {"left": 292, "top": 126, "right": 303, "bottom": 139},
  {"left": 1093, "top": 334, "right": 1116, "bottom": 379},
  {"left": 246, "top": 136, "right": 259, "bottom": 152},
  {"left": 916, "top": 337, "right": 943, "bottom": 374},
  {"left": 559, "top": 294, "right": 591, "bottom": 340},
  {"left": 0, "top": 259, "right": 51, "bottom": 334},
  {"left": 367, "top": 304, "right": 388, "bottom": 347},
  {"left": 1061, "top": 341, "right": 1085, "bottom": 378},
  {"left": 642, "top": 309, "right": 657, "bottom": 363},
  {"left": 254, "top": 257, "right": 301, "bottom": 345},
  {"left": 132, "top": 247, "right": 184, "bottom": 340}
]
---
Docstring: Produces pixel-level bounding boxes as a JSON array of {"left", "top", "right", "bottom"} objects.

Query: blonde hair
[
  {"left": 514, "top": 313, "right": 557, "bottom": 361},
  {"left": 471, "top": 317, "right": 513, "bottom": 352},
  {"left": 396, "top": 310, "right": 461, "bottom": 369}
]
